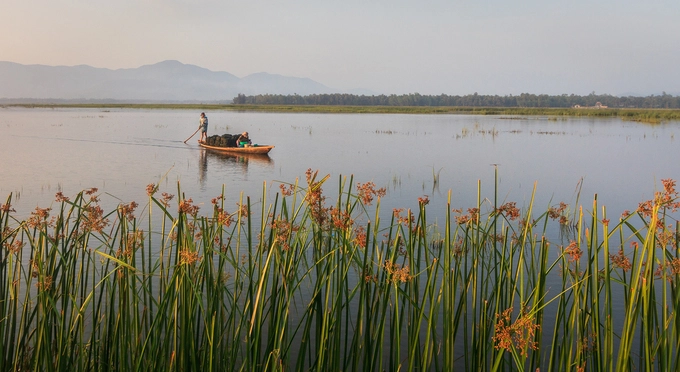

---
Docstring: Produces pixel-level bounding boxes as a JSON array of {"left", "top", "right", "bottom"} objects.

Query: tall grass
[
  {"left": 1, "top": 173, "right": 679, "bottom": 371},
  {"left": 8, "top": 103, "right": 680, "bottom": 122}
]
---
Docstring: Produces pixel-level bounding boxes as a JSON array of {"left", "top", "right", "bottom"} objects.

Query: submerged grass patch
[
  {"left": 1, "top": 173, "right": 679, "bottom": 371},
  {"left": 7, "top": 103, "right": 680, "bottom": 122}
]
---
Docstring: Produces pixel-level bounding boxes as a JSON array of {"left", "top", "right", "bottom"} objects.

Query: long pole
[{"left": 184, "top": 128, "right": 200, "bottom": 143}]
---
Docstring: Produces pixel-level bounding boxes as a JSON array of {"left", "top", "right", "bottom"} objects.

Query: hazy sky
[{"left": 2, "top": 0, "right": 679, "bottom": 95}]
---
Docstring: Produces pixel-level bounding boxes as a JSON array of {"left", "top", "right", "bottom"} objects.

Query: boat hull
[{"left": 199, "top": 141, "right": 274, "bottom": 154}]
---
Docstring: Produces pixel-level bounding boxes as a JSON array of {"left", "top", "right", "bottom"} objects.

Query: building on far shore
[{"left": 573, "top": 102, "right": 608, "bottom": 109}]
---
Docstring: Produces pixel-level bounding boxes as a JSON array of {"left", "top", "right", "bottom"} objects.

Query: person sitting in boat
[
  {"left": 236, "top": 132, "right": 251, "bottom": 147},
  {"left": 198, "top": 112, "right": 209, "bottom": 142}
]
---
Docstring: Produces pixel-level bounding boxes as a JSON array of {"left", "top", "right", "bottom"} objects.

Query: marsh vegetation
[
  {"left": 5, "top": 103, "right": 680, "bottom": 123},
  {"left": 2, "top": 171, "right": 679, "bottom": 371}
]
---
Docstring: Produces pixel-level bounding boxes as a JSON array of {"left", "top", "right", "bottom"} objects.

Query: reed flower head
[
  {"left": 27, "top": 207, "right": 52, "bottom": 229},
  {"left": 662, "top": 178, "right": 676, "bottom": 194},
  {"left": 364, "top": 273, "right": 378, "bottom": 283},
  {"left": 83, "top": 204, "right": 108, "bottom": 233},
  {"left": 236, "top": 202, "right": 249, "bottom": 218},
  {"left": 55, "top": 192, "right": 70, "bottom": 202},
  {"left": 330, "top": 207, "right": 353, "bottom": 230},
  {"left": 559, "top": 215, "right": 569, "bottom": 225},
  {"left": 384, "top": 260, "right": 412, "bottom": 283},
  {"left": 356, "top": 181, "right": 386, "bottom": 206},
  {"left": 36, "top": 276, "right": 53, "bottom": 292},
  {"left": 417, "top": 195, "right": 430, "bottom": 206},
  {"left": 179, "top": 250, "right": 201, "bottom": 265},
  {"left": 548, "top": 202, "right": 568, "bottom": 220},
  {"left": 455, "top": 208, "right": 479, "bottom": 225},
  {"left": 146, "top": 183, "right": 158, "bottom": 196},
  {"left": 393, "top": 208, "right": 412, "bottom": 225},
  {"left": 0, "top": 203, "right": 15, "bottom": 213},
  {"left": 160, "top": 192, "right": 174, "bottom": 207},
  {"left": 186, "top": 221, "right": 197, "bottom": 235},
  {"left": 658, "top": 178, "right": 680, "bottom": 211},
  {"left": 654, "top": 258, "right": 680, "bottom": 282},
  {"left": 637, "top": 178, "right": 680, "bottom": 218},
  {"left": 118, "top": 201, "right": 139, "bottom": 221},
  {"left": 670, "top": 258, "right": 680, "bottom": 277},
  {"left": 353, "top": 225, "right": 367, "bottom": 249},
  {"left": 495, "top": 201, "right": 520, "bottom": 220},
  {"left": 270, "top": 218, "right": 299, "bottom": 251},
  {"left": 637, "top": 200, "right": 654, "bottom": 218},
  {"left": 4, "top": 239, "right": 24, "bottom": 254},
  {"left": 118, "top": 230, "right": 144, "bottom": 258},
  {"left": 304, "top": 169, "right": 329, "bottom": 227},
  {"left": 211, "top": 195, "right": 225, "bottom": 205},
  {"left": 216, "top": 207, "right": 233, "bottom": 227},
  {"left": 492, "top": 307, "right": 540, "bottom": 357},
  {"left": 610, "top": 248, "right": 632, "bottom": 272},
  {"left": 279, "top": 183, "right": 294, "bottom": 197},
  {"left": 453, "top": 238, "right": 465, "bottom": 258},
  {"left": 563, "top": 241, "right": 582, "bottom": 262},
  {"left": 656, "top": 226, "right": 676, "bottom": 248},
  {"left": 178, "top": 198, "right": 200, "bottom": 216},
  {"left": 85, "top": 187, "right": 99, "bottom": 202}
]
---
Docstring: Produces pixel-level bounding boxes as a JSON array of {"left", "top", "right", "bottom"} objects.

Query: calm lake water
[{"left": 2, "top": 107, "right": 679, "bottom": 224}]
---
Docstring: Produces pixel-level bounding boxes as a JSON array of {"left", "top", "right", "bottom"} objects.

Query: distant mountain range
[{"left": 0, "top": 60, "right": 349, "bottom": 103}]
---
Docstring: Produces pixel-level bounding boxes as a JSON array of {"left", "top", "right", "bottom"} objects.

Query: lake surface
[{"left": 1, "top": 107, "right": 679, "bottom": 224}]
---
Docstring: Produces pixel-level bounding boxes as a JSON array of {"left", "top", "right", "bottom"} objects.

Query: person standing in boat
[
  {"left": 198, "top": 112, "right": 209, "bottom": 142},
  {"left": 236, "top": 132, "right": 251, "bottom": 147}
]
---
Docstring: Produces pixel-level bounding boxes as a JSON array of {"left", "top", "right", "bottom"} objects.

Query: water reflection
[{"left": 198, "top": 148, "right": 274, "bottom": 187}]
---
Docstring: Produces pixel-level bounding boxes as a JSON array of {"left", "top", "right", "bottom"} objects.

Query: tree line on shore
[{"left": 232, "top": 92, "right": 680, "bottom": 108}]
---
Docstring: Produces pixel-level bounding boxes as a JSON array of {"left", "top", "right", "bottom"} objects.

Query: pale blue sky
[{"left": 2, "top": 0, "right": 679, "bottom": 95}]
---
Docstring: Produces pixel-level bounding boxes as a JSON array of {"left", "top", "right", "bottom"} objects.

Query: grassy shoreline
[{"left": 5, "top": 103, "right": 680, "bottom": 122}]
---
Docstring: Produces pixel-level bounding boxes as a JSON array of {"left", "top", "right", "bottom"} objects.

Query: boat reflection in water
[{"left": 198, "top": 148, "right": 274, "bottom": 188}]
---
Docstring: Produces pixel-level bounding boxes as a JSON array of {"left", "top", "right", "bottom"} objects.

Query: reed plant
[{"left": 1, "top": 172, "right": 679, "bottom": 371}]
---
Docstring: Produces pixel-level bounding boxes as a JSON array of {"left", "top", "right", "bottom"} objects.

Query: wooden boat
[{"left": 198, "top": 141, "right": 274, "bottom": 154}]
